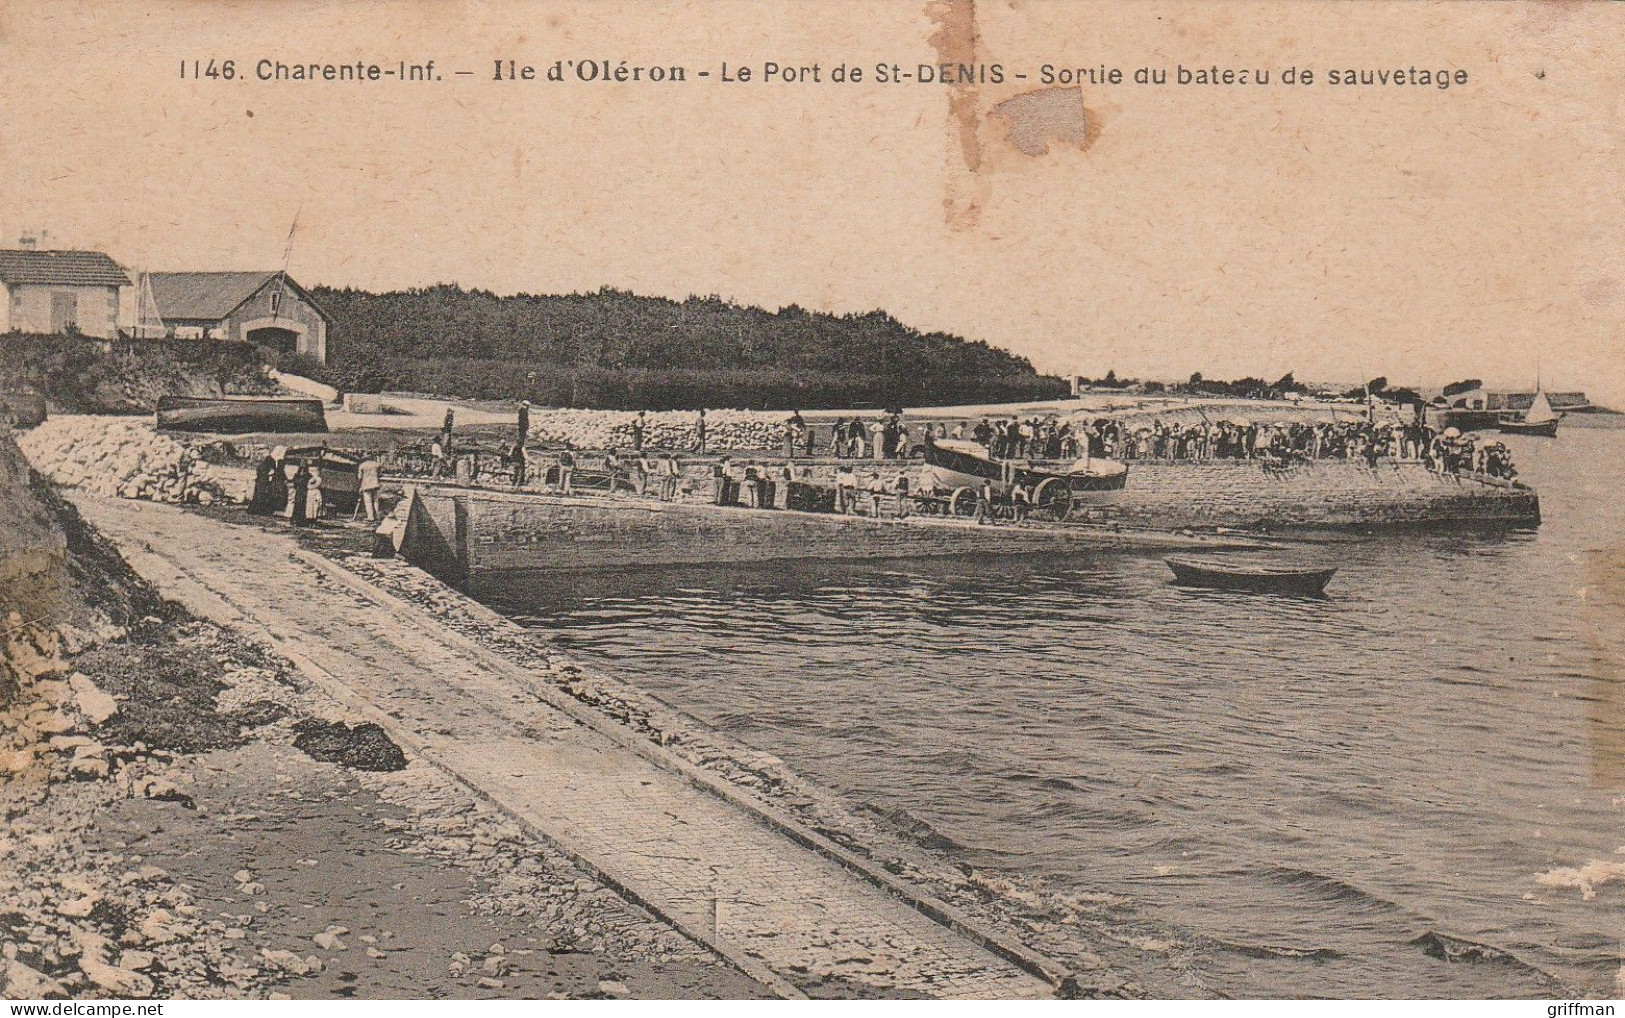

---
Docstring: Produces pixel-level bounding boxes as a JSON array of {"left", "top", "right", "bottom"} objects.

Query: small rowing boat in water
[{"left": 1165, "top": 557, "right": 1338, "bottom": 596}]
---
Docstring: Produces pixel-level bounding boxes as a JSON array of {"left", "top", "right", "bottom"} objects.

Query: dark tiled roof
[
  {"left": 0, "top": 249, "right": 131, "bottom": 287},
  {"left": 147, "top": 272, "right": 280, "bottom": 321}
]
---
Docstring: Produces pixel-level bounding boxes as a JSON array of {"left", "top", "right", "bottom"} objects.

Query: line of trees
[{"left": 303, "top": 284, "right": 1069, "bottom": 409}]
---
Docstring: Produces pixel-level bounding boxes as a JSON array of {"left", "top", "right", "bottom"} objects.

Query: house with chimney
[{"left": 0, "top": 248, "right": 130, "bottom": 339}]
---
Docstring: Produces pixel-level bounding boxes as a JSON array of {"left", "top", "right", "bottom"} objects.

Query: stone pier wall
[
  {"left": 395, "top": 459, "right": 1538, "bottom": 581},
  {"left": 398, "top": 488, "right": 1227, "bottom": 582},
  {"left": 1092, "top": 460, "right": 1539, "bottom": 530}
]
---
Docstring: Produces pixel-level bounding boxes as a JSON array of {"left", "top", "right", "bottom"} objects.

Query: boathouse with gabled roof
[{"left": 145, "top": 271, "right": 331, "bottom": 364}]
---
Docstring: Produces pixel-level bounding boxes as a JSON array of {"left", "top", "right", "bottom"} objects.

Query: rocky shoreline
[{"left": 0, "top": 422, "right": 764, "bottom": 1000}]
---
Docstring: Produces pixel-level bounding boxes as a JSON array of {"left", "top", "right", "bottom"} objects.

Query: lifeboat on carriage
[{"left": 919, "top": 438, "right": 1127, "bottom": 521}]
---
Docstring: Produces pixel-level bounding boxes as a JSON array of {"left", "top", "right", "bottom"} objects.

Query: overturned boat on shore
[{"left": 157, "top": 395, "right": 329, "bottom": 435}]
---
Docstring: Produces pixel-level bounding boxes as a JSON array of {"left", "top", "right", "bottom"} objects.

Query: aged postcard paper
[{"left": 1, "top": 0, "right": 1622, "bottom": 1004}]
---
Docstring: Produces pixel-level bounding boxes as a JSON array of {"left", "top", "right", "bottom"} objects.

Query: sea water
[{"left": 470, "top": 423, "right": 1625, "bottom": 998}]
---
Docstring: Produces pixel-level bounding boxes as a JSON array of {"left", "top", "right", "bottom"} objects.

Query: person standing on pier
[
  {"left": 893, "top": 472, "right": 911, "bottom": 518},
  {"left": 289, "top": 461, "right": 312, "bottom": 526},
  {"left": 866, "top": 471, "right": 885, "bottom": 517},
  {"left": 441, "top": 408, "right": 455, "bottom": 452},
  {"left": 304, "top": 468, "right": 325, "bottom": 524},
  {"left": 777, "top": 462, "right": 795, "bottom": 509},
  {"left": 835, "top": 464, "right": 856, "bottom": 514},
  {"left": 634, "top": 450, "right": 653, "bottom": 496},
  {"left": 250, "top": 451, "right": 280, "bottom": 515},
  {"left": 516, "top": 401, "right": 531, "bottom": 447},
  {"left": 631, "top": 410, "right": 647, "bottom": 453},
  {"left": 358, "top": 455, "right": 381, "bottom": 522},
  {"left": 508, "top": 441, "right": 527, "bottom": 487},
  {"left": 847, "top": 418, "right": 866, "bottom": 459},
  {"left": 712, "top": 457, "right": 734, "bottom": 505},
  {"left": 786, "top": 411, "right": 806, "bottom": 459},
  {"left": 696, "top": 408, "right": 708, "bottom": 454},
  {"left": 661, "top": 453, "right": 681, "bottom": 501},
  {"left": 557, "top": 445, "right": 576, "bottom": 495},
  {"left": 430, "top": 436, "right": 448, "bottom": 478}
]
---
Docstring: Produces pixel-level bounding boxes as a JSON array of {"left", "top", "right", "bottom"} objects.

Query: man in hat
[{"left": 517, "top": 400, "right": 531, "bottom": 446}]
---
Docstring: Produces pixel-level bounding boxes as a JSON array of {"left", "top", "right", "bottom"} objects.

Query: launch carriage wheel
[{"left": 1034, "top": 477, "right": 1074, "bottom": 521}]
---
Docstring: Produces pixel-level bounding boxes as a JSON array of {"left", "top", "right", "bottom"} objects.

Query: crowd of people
[
  {"left": 824, "top": 412, "right": 912, "bottom": 460},
  {"left": 1075, "top": 416, "right": 1518, "bottom": 478}
]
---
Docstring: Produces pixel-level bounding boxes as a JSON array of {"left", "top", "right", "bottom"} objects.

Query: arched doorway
[{"left": 247, "top": 325, "right": 301, "bottom": 357}]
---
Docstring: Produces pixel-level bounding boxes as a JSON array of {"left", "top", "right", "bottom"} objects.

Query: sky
[{"left": 1, "top": 0, "right": 1620, "bottom": 401}]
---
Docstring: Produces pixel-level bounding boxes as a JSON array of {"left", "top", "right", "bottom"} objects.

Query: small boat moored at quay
[{"left": 1165, "top": 556, "right": 1338, "bottom": 596}]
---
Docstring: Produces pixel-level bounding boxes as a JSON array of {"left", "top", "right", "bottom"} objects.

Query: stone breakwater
[
  {"left": 349, "top": 399, "right": 792, "bottom": 453},
  {"left": 19, "top": 417, "right": 252, "bottom": 506}
]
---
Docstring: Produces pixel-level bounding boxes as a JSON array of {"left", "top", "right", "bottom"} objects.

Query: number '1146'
[{"left": 180, "top": 59, "right": 237, "bottom": 79}]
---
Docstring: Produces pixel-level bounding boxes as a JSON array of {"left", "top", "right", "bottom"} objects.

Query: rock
[
  {"left": 232, "top": 870, "right": 252, "bottom": 884},
  {"left": 1, "top": 747, "right": 37, "bottom": 774},
  {"left": 238, "top": 882, "right": 265, "bottom": 896},
  {"left": 290, "top": 720, "right": 407, "bottom": 772},
  {"left": 80, "top": 959, "right": 154, "bottom": 997},
  {"left": 1, "top": 958, "right": 66, "bottom": 998},
  {"left": 70, "top": 923, "right": 116, "bottom": 962},
  {"left": 56, "top": 896, "right": 98, "bottom": 918},
  {"left": 477, "top": 977, "right": 505, "bottom": 989},
  {"left": 138, "top": 910, "right": 175, "bottom": 944},
  {"left": 69, "top": 756, "right": 110, "bottom": 780},
  {"left": 312, "top": 932, "right": 345, "bottom": 951},
  {"left": 597, "top": 979, "right": 630, "bottom": 998},
  {"left": 259, "top": 949, "right": 320, "bottom": 976},
  {"left": 365, "top": 947, "right": 385, "bottom": 959},
  {"left": 33, "top": 713, "right": 73, "bottom": 735},
  {"left": 118, "top": 951, "right": 154, "bottom": 971},
  {"left": 137, "top": 778, "right": 194, "bottom": 809},
  {"left": 69, "top": 674, "right": 118, "bottom": 725}
]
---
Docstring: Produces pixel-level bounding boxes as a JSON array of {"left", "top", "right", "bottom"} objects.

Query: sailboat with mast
[{"left": 1499, "top": 367, "right": 1561, "bottom": 437}]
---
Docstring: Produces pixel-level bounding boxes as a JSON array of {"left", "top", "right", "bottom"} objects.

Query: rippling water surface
[{"left": 470, "top": 426, "right": 1625, "bottom": 998}]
